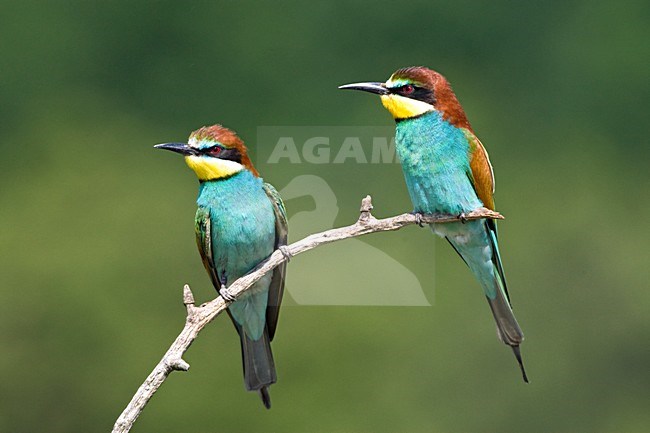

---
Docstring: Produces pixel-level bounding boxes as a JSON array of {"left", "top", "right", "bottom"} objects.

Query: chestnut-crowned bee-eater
[
  {"left": 340, "top": 66, "right": 528, "bottom": 382},
  {"left": 155, "top": 124, "right": 288, "bottom": 407}
]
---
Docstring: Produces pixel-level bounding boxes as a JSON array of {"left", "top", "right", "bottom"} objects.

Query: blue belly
[
  {"left": 395, "top": 111, "right": 483, "bottom": 214},
  {"left": 197, "top": 171, "right": 276, "bottom": 339}
]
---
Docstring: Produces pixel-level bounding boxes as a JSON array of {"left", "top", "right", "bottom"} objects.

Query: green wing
[
  {"left": 460, "top": 129, "right": 510, "bottom": 303},
  {"left": 195, "top": 206, "right": 221, "bottom": 289},
  {"left": 196, "top": 206, "right": 248, "bottom": 337},
  {"left": 262, "top": 182, "right": 288, "bottom": 341}
]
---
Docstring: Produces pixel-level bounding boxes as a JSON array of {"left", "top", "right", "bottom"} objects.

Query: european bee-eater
[
  {"left": 155, "top": 125, "right": 288, "bottom": 407},
  {"left": 339, "top": 66, "right": 528, "bottom": 382}
]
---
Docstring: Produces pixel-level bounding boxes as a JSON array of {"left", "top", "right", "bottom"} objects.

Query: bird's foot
[
  {"left": 458, "top": 212, "right": 468, "bottom": 224},
  {"left": 219, "top": 285, "right": 236, "bottom": 303},
  {"left": 411, "top": 212, "right": 426, "bottom": 228},
  {"left": 278, "top": 245, "right": 293, "bottom": 262}
]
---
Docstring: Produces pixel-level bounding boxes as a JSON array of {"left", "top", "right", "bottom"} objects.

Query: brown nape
[
  {"left": 392, "top": 66, "right": 473, "bottom": 131},
  {"left": 191, "top": 124, "right": 260, "bottom": 177}
]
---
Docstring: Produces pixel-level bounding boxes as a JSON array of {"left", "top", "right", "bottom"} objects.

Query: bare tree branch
[{"left": 111, "top": 196, "right": 503, "bottom": 433}]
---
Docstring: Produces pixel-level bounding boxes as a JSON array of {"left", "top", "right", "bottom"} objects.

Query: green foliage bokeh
[{"left": 1, "top": 1, "right": 648, "bottom": 432}]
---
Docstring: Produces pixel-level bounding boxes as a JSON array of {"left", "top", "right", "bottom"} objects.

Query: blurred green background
[{"left": 1, "top": 1, "right": 648, "bottom": 432}]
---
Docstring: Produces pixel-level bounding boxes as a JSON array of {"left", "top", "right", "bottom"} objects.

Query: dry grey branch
[{"left": 111, "top": 196, "right": 502, "bottom": 433}]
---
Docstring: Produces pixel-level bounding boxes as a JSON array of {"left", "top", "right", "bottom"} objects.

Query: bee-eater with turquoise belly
[
  {"left": 155, "top": 125, "right": 288, "bottom": 407},
  {"left": 340, "top": 66, "right": 528, "bottom": 382}
]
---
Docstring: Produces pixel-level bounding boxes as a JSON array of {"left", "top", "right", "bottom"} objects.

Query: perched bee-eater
[
  {"left": 339, "top": 66, "right": 528, "bottom": 382},
  {"left": 155, "top": 125, "right": 288, "bottom": 407}
]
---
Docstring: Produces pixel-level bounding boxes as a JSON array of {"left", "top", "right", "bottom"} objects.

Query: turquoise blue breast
[
  {"left": 197, "top": 170, "right": 276, "bottom": 339},
  {"left": 197, "top": 170, "right": 276, "bottom": 282},
  {"left": 395, "top": 111, "right": 483, "bottom": 214}
]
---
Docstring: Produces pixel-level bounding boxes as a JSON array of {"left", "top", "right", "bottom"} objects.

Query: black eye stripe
[
  {"left": 202, "top": 146, "right": 242, "bottom": 163},
  {"left": 390, "top": 85, "right": 436, "bottom": 105}
]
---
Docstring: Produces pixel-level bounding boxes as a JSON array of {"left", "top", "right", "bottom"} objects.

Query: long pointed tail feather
[
  {"left": 441, "top": 220, "right": 528, "bottom": 382},
  {"left": 486, "top": 291, "right": 524, "bottom": 346},
  {"left": 511, "top": 345, "right": 529, "bottom": 383},
  {"left": 487, "top": 293, "right": 528, "bottom": 383},
  {"left": 258, "top": 386, "right": 272, "bottom": 409},
  {"left": 240, "top": 328, "right": 276, "bottom": 408}
]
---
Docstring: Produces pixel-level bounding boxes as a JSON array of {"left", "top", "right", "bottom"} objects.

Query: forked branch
[{"left": 111, "top": 196, "right": 503, "bottom": 433}]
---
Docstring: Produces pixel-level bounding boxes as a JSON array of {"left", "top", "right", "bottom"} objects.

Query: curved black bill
[
  {"left": 338, "top": 82, "right": 389, "bottom": 95},
  {"left": 154, "top": 142, "right": 197, "bottom": 155}
]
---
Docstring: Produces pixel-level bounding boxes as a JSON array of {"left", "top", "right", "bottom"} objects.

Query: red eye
[
  {"left": 209, "top": 146, "right": 222, "bottom": 156},
  {"left": 401, "top": 84, "right": 414, "bottom": 95}
]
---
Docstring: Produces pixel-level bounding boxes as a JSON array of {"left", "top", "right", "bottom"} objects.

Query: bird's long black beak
[
  {"left": 338, "top": 82, "right": 389, "bottom": 95},
  {"left": 154, "top": 142, "right": 197, "bottom": 155}
]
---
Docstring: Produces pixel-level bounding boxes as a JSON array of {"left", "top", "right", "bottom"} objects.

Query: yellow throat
[
  {"left": 380, "top": 94, "right": 433, "bottom": 120},
  {"left": 184, "top": 155, "right": 243, "bottom": 181}
]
